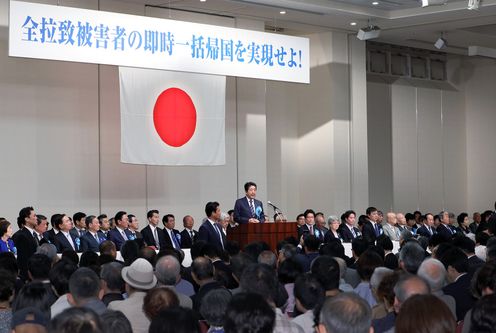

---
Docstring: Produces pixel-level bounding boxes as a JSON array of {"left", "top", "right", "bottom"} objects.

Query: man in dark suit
[
  {"left": 34, "top": 214, "right": 50, "bottom": 245},
  {"left": 108, "top": 211, "right": 133, "bottom": 250},
  {"left": 297, "top": 209, "right": 317, "bottom": 239},
  {"left": 98, "top": 214, "right": 110, "bottom": 238},
  {"left": 80, "top": 215, "right": 107, "bottom": 252},
  {"left": 233, "top": 181, "right": 265, "bottom": 224},
  {"left": 141, "top": 209, "right": 168, "bottom": 250},
  {"left": 436, "top": 211, "right": 455, "bottom": 241},
  {"left": 441, "top": 247, "right": 475, "bottom": 321},
  {"left": 70, "top": 212, "right": 87, "bottom": 239},
  {"left": 198, "top": 201, "right": 225, "bottom": 252},
  {"left": 12, "top": 206, "right": 39, "bottom": 281},
  {"left": 55, "top": 214, "right": 81, "bottom": 253},
  {"left": 180, "top": 215, "right": 198, "bottom": 249},
  {"left": 453, "top": 236, "right": 485, "bottom": 277},
  {"left": 43, "top": 213, "right": 62, "bottom": 245},
  {"left": 338, "top": 210, "right": 361, "bottom": 243},
  {"left": 361, "top": 207, "right": 382, "bottom": 245},
  {"left": 416, "top": 213, "right": 436, "bottom": 239},
  {"left": 127, "top": 214, "right": 142, "bottom": 240},
  {"left": 162, "top": 214, "right": 182, "bottom": 250}
]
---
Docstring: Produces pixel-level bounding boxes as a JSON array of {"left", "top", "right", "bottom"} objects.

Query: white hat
[{"left": 121, "top": 258, "right": 157, "bottom": 290}]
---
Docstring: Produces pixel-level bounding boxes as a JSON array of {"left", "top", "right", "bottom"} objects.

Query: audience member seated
[
  {"left": 98, "top": 240, "right": 117, "bottom": 265},
  {"left": 67, "top": 267, "right": 106, "bottom": 315},
  {"left": 49, "top": 307, "right": 103, "bottom": 333},
  {"left": 417, "top": 258, "right": 456, "bottom": 318},
  {"left": 370, "top": 267, "right": 393, "bottom": 319},
  {"left": 354, "top": 250, "right": 384, "bottom": 307},
  {"left": 79, "top": 251, "right": 100, "bottom": 275},
  {"left": 108, "top": 258, "right": 157, "bottom": 333},
  {"left": 278, "top": 258, "right": 303, "bottom": 316},
  {"left": 155, "top": 255, "right": 193, "bottom": 308},
  {"left": 35, "top": 243, "right": 58, "bottom": 266},
  {"left": 311, "top": 256, "right": 341, "bottom": 298},
  {"left": 148, "top": 307, "right": 200, "bottom": 333},
  {"left": 453, "top": 235, "right": 485, "bottom": 277},
  {"left": 191, "top": 257, "right": 227, "bottom": 314},
  {"left": 120, "top": 240, "right": 140, "bottom": 266},
  {"left": 11, "top": 307, "right": 48, "bottom": 333},
  {"left": 0, "top": 269, "right": 16, "bottom": 332},
  {"left": 99, "top": 262, "right": 124, "bottom": 306},
  {"left": 395, "top": 294, "right": 455, "bottom": 333},
  {"left": 240, "top": 263, "right": 303, "bottom": 333},
  {"left": 376, "top": 236, "right": 398, "bottom": 270},
  {"left": 49, "top": 259, "right": 78, "bottom": 318},
  {"left": 0, "top": 220, "right": 16, "bottom": 254},
  {"left": 202, "top": 244, "right": 237, "bottom": 289},
  {"left": 332, "top": 257, "right": 354, "bottom": 292},
  {"left": 469, "top": 294, "right": 496, "bottom": 333},
  {"left": 373, "top": 271, "right": 399, "bottom": 321},
  {"left": 439, "top": 247, "right": 475, "bottom": 321},
  {"left": 143, "top": 287, "right": 179, "bottom": 320},
  {"left": 294, "top": 235, "right": 320, "bottom": 272},
  {"left": 224, "top": 293, "right": 275, "bottom": 333},
  {"left": 229, "top": 253, "right": 255, "bottom": 294},
  {"left": 12, "top": 282, "right": 55, "bottom": 320},
  {"left": 291, "top": 274, "right": 324, "bottom": 333},
  {"left": 372, "top": 274, "right": 430, "bottom": 333},
  {"left": 200, "top": 289, "right": 232, "bottom": 333},
  {"left": 398, "top": 241, "right": 425, "bottom": 274},
  {"left": 316, "top": 292, "right": 372, "bottom": 333},
  {"left": 100, "top": 310, "right": 132, "bottom": 333},
  {"left": 258, "top": 250, "right": 277, "bottom": 270}
]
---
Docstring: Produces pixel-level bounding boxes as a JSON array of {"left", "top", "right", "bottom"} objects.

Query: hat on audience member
[
  {"left": 11, "top": 307, "right": 48, "bottom": 329},
  {"left": 121, "top": 258, "right": 157, "bottom": 290}
]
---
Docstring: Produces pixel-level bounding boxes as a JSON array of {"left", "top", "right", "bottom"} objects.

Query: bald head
[
  {"left": 155, "top": 255, "right": 181, "bottom": 286},
  {"left": 386, "top": 213, "right": 397, "bottom": 226},
  {"left": 396, "top": 213, "right": 406, "bottom": 226}
]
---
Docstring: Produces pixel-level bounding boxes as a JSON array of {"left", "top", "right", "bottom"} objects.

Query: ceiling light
[
  {"left": 279, "top": 10, "right": 286, "bottom": 14},
  {"left": 372, "top": 1, "right": 379, "bottom": 5},
  {"left": 421, "top": 0, "right": 448, "bottom": 7},
  {"left": 350, "top": 22, "right": 357, "bottom": 26},
  {"left": 200, "top": 0, "right": 206, "bottom": 2},
  {"left": 357, "top": 25, "right": 381, "bottom": 40},
  {"left": 468, "top": 0, "right": 480, "bottom": 9}
]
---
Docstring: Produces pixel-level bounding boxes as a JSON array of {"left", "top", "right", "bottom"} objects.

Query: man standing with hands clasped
[{"left": 234, "top": 181, "right": 265, "bottom": 224}]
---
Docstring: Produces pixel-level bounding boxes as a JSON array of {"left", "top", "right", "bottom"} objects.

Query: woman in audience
[
  {"left": 458, "top": 213, "right": 472, "bottom": 235},
  {"left": 149, "top": 307, "right": 200, "bottom": 333},
  {"left": 324, "top": 216, "right": 343, "bottom": 243},
  {"left": 470, "top": 294, "right": 496, "bottom": 333},
  {"left": 373, "top": 271, "right": 399, "bottom": 320},
  {"left": 50, "top": 307, "right": 103, "bottom": 333},
  {"left": 200, "top": 289, "right": 232, "bottom": 333},
  {"left": 0, "top": 269, "right": 16, "bottom": 333},
  {"left": 0, "top": 220, "right": 16, "bottom": 254},
  {"left": 277, "top": 258, "right": 303, "bottom": 317},
  {"left": 369, "top": 267, "right": 393, "bottom": 319},
  {"left": 354, "top": 250, "right": 384, "bottom": 307},
  {"left": 395, "top": 294, "right": 455, "bottom": 333}
]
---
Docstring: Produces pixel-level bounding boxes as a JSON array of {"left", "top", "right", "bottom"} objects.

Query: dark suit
[
  {"left": 443, "top": 273, "right": 475, "bottom": 321},
  {"left": 339, "top": 224, "right": 361, "bottom": 243},
  {"left": 362, "top": 221, "right": 381, "bottom": 245},
  {"left": 297, "top": 224, "right": 320, "bottom": 239},
  {"left": 43, "top": 229, "right": 58, "bottom": 245},
  {"left": 108, "top": 228, "right": 134, "bottom": 250},
  {"left": 233, "top": 197, "right": 265, "bottom": 224},
  {"left": 198, "top": 220, "right": 225, "bottom": 252},
  {"left": 141, "top": 225, "right": 168, "bottom": 249},
  {"left": 416, "top": 224, "right": 435, "bottom": 238},
  {"left": 55, "top": 231, "right": 80, "bottom": 253},
  {"left": 12, "top": 227, "right": 38, "bottom": 281},
  {"left": 468, "top": 255, "right": 485, "bottom": 277},
  {"left": 180, "top": 229, "right": 198, "bottom": 249},
  {"left": 163, "top": 228, "right": 182, "bottom": 249},
  {"left": 80, "top": 231, "right": 107, "bottom": 252},
  {"left": 70, "top": 227, "right": 86, "bottom": 239},
  {"left": 436, "top": 224, "right": 454, "bottom": 241},
  {"left": 324, "top": 230, "right": 342, "bottom": 243}
]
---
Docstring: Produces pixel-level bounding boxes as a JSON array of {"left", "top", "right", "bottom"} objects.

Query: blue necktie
[{"left": 172, "top": 232, "right": 180, "bottom": 249}]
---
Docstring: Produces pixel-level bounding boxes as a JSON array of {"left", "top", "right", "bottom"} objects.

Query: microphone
[
  {"left": 268, "top": 201, "right": 285, "bottom": 222},
  {"left": 267, "top": 201, "right": 280, "bottom": 210}
]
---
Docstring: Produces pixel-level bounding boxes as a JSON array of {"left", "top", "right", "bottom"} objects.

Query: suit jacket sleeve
[
  {"left": 362, "top": 222, "right": 376, "bottom": 245},
  {"left": 233, "top": 198, "right": 250, "bottom": 225}
]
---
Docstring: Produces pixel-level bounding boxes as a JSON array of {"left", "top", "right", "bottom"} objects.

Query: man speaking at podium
[{"left": 234, "top": 181, "right": 265, "bottom": 224}]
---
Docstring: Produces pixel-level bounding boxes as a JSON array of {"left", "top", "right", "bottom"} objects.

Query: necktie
[
  {"left": 190, "top": 230, "right": 195, "bottom": 243},
  {"left": 154, "top": 228, "right": 160, "bottom": 249},
  {"left": 351, "top": 227, "right": 356, "bottom": 238},
  {"left": 375, "top": 224, "right": 379, "bottom": 236},
  {"left": 66, "top": 233, "right": 75, "bottom": 250},
  {"left": 171, "top": 231, "right": 180, "bottom": 249},
  {"left": 121, "top": 230, "right": 128, "bottom": 240},
  {"left": 214, "top": 224, "right": 224, "bottom": 249},
  {"left": 309, "top": 225, "right": 314, "bottom": 235},
  {"left": 32, "top": 231, "right": 39, "bottom": 245},
  {"left": 249, "top": 199, "right": 255, "bottom": 217},
  {"left": 94, "top": 233, "right": 99, "bottom": 243}
]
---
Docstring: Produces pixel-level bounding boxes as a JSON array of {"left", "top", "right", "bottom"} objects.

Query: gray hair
[
  {"left": 155, "top": 255, "right": 180, "bottom": 286},
  {"left": 370, "top": 267, "right": 393, "bottom": 290},
  {"left": 399, "top": 241, "right": 425, "bottom": 274},
  {"left": 319, "top": 292, "right": 372, "bottom": 333},
  {"left": 36, "top": 243, "right": 57, "bottom": 263},
  {"left": 393, "top": 274, "right": 430, "bottom": 304},
  {"left": 333, "top": 257, "right": 347, "bottom": 280},
  {"left": 417, "top": 258, "right": 447, "bottom": 292},
  {"left": 220, "top": 212, "right": 229, "bottom": 221},
  {"left": 327, "top": 215, "right": 340, "bottom": 225},
  {"left": 279, "top": 243, "right": 297, "bottom": 260},
  {"left": 257, "top": 250, "right": 277, "bottom": 269}
]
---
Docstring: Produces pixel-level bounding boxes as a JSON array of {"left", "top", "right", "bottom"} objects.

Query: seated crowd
[{"left": 0, "top": 202, "right": 495, "bottom": 333}]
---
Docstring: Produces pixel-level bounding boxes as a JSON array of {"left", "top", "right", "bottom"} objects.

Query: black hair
[
  {"left": 50, "top": 259, "right": 78, "bottom": 296},
  {"left": 311, "top": 255, "right": 340, "bottom": 291},
  {"left": 0, "top": 269, "right": 16, "bottom": 302},
  {"left": 50, "top": 307, "right": 103, "bottom": 333},
  {"left": 294, "top": 274, "right": 325, "bottom": 311},
  {"left": 114, "top": 211, "right": 127, "bottom": 224},
  {"left": 69, "top": 267, "right": 101, "bottom": 302},
  {"left": 147, "top": 210, "right": 159, "bottom": 219},
  {"left": 73, "top": 212, "right": 86, "bottom": 223},
  {"left": 148, "top": 307, "right": 200, "bottom": 333},
  {"left": 205, "top": 202, "right": 220, "bottom": 218},
  {"left": 28, "top": 253, "right": 51, "bottom": 280},
  {"left": 224, "top": 293, "right": 275, "bottom": 333},
  {"left": 192, "top": 257, "right": 214, "bottom": 280},
  {"left": 12, "top": 282, "right": 53, "bottom": 320},
  {"left": 101, "top": 310, "right": 132, "bottom": 333},
  {"left": 304, "top": 209, "right": 316, "bottom": 218},
  {"left": 366, "top": 207, "right": 378, "bottom": 216},
  {"left": 244, "top": 181, "right": 257, "bottom": 192},
  {"left": 17, "top": 206, "right": 34, "bottom": 228},
  {"left": 277, "top": 258, "right": 303, "bottom": 284},
  {"left": 438, "top": 247, "right": 468, "bottom": 273}
]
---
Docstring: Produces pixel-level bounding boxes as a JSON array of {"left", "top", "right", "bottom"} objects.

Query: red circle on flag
[{"left": 153, "top": 88, "right": 197, "bottom": 147}]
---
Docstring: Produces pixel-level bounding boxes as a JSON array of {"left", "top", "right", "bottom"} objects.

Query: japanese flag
[{"left": 119, "top": 67, "right": 225, "bottom": 165}]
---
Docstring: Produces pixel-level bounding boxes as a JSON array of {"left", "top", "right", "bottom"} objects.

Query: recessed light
[
  {"left": 200, "top": 0, "right": 206, "bottom": 2},
  {"left": 280, "top": 10, "right": 286, "bottom": 14},
  {"left": 372, "top": 1, "right": 379, "bottom": 5},
  {"left": 350, "top": 22, "right": 357, "bottom": 26}
]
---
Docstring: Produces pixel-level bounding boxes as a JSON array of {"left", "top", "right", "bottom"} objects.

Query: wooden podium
[{"left": 227, "top": 222, "right": 298, "bottom": 252}]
